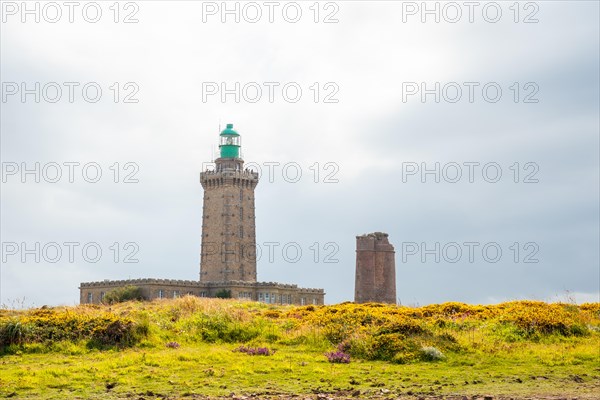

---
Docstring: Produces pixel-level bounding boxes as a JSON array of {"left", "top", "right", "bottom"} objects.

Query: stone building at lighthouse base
[{"left": 79, "top": 279, "right": 324, "bottom": 306}]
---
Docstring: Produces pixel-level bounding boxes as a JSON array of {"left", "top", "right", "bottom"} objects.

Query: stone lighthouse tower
[
  {"left": 80, "top": 124, "right": 325, "bottom": 305},
  {"left": 199, "top": 124, "right": 259, "bottom": 282},
  {"left": 354, "top": 232, "right": 396, "bottom": 304}
]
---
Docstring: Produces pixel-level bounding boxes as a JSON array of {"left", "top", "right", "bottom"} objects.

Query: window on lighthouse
[{"left": 220, "top": 136, "right": 240, "bottom": 146}]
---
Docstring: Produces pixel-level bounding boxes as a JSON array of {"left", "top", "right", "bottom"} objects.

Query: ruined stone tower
[
  {"left": 199, "top": 124, "right": 259, "bottom": 282},
  {"left": 355, "top": 232, "right": 396, "bottom": 304}
]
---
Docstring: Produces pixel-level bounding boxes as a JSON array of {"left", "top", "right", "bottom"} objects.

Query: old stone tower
[
  {"left": 355, "top": 232, "right": 396, "bottom": 304},
  {"left": 200, "top": 124, "right": 259, "bottom": 282}
]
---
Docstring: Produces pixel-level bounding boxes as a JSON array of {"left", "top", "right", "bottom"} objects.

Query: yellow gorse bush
[
  {"left": 0, "top": 307, "right": 139, "bottom": 347},
  {"left": 1, "top": 298, "right": 598, "bottom": 363}
]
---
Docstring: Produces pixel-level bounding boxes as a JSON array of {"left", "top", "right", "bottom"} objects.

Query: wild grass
[{"left": 0, "top": 298, "right": 599, "bottom": 399}]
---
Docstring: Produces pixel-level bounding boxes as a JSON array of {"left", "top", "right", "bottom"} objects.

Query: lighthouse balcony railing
[{"left": 201, "top": 169, "right": 258, "bottom": 180}]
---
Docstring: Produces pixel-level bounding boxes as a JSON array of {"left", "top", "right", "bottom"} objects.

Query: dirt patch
[{"left": 123, "top": 391, "right": 596, "bottom": 400}]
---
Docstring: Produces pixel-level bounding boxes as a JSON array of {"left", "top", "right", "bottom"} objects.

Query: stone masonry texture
[{"left": 354, "top": 232, "right": 396, "bottom": 304}]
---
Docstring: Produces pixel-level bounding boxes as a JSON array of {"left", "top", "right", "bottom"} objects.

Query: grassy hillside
[{"left": 1, "top": 298, "right": 599, "bottom": 399}]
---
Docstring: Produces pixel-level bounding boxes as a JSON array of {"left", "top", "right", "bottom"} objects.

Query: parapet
[
  {"left": 79, "top": 279, "right": 324, "bottom": 294},
  {"left": 356, "top": 232, "right": 394, "bottom": 252},
  {"left": 79, "top": 278, "right": 203, "bottom": 288}
]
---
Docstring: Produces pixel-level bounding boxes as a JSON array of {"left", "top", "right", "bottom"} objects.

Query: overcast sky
[{"left": 1, "top": 1, "right": 598, "bottom": 307}]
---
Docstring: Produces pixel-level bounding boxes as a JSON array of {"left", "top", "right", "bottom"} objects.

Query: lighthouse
[
  {"left": 199, "top": 124, "right": 259, "bottom": 282},
  {"left": 80, "top": 123, "right": 324, "bottom": 305}
]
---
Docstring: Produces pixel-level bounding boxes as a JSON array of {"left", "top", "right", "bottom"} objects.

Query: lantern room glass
[{"left": 220, "top": 136, "right": 240, "bottom": 146}]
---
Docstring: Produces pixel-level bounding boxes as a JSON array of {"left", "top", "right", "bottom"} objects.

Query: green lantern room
[{"left": 219, "top": 123, "right": 241, "bottom": 158}]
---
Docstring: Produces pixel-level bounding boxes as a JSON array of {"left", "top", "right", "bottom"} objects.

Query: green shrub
[
  {"left": 1, "top": 309, "right": 142, "bottom": 350},
  {"left": 215, "top": 289, "right": 232, "bottom": 299},
  {"left": 103, "top": 286, "right": 144, "bottom": 304},
  {"left": 378, "top": 319, "right": 425, "bottom": 336},
  {"left": 498, "top": 302, "right": 590, "bottom": 337},
  {"left": 370, "top": 333, "right": 420, "bottom": 363},
  {"left": 89, "top": 319, "right": 136, "bottom": 347},
  {"left": 0, "top": 319, "right": 32, "bottom": 346},
  {"left": 185, "top": 313, "right": 263, "bottom": 343},
  {"left": 134, "top": 312, "right": 151, "bottom": 337}
]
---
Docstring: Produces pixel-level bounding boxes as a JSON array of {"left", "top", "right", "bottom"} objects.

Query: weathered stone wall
[
  {"left": 79, "top": 279, "right": 324, "bottom": 305},
  {"left": 354, "top": 232, "right": 396, "bottom": 304}
]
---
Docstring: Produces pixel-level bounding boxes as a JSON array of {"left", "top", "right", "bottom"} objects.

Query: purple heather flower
[
  {"left": 235, "top": 345, "right": 274, "bottom": 356},
  {"left": 325, "top": 350, "right": 350, "bottom": 364}
]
